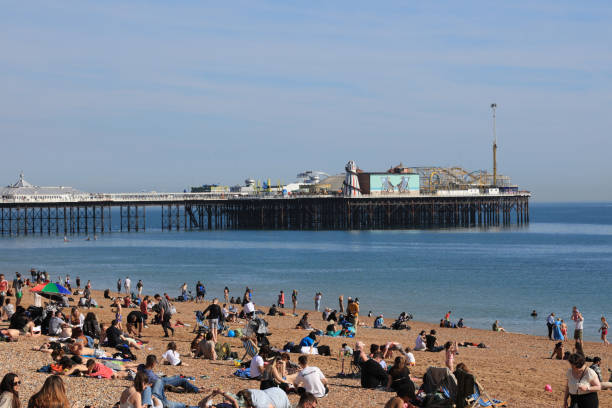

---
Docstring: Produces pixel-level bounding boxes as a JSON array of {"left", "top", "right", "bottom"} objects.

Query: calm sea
[{"left": 0, "top": 202, "right": 610, "bottom": 341}]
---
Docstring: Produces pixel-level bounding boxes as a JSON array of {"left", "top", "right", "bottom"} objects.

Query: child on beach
[
  {"left": 162, "top": 342, "right": 185, "bottom": 366},
  {"left": 561, "top": 320, "right": 568, "bottom": 341},
  {"left": 444, "top": 341, "right": 457, "bottom": 371},
  {"left": 600, "top": 316, "right": 609, "bottom": 345}
]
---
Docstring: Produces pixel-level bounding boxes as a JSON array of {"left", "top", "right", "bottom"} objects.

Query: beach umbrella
[{"left": 30, "top": 282, "right": 71, "bottom": 296}]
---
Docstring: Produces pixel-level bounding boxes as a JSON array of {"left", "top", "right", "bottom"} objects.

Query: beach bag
[{"left": 318, "top": 345, "right": 331, "bottom": 356}]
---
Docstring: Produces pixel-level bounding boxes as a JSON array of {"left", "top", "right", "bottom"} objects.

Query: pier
[{"left": 0, "top": 193, "right": 529, "bottom": 235}]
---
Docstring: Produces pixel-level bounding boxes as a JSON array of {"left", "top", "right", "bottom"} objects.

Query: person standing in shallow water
[
  {"left": 224, "top": 287, "right": 229, "bottom": 304},
  {"left": 314, "top": 292, "right": 322, "bottom": 312},
  {"left": 338, "top": 294, "right": 344, "bottom": 313},
  {"left": 292, "top": 290, "right": 298, "bottom": 315},
  {"left": 117, "top": 278, "right": 122, "bottom": 294}
]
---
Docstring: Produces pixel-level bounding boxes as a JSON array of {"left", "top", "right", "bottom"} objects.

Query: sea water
[{"left": 0, "top": 202, "right": 610, "bottom": 341}]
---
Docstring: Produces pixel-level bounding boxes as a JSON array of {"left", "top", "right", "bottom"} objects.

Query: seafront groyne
[{"left": 0, "top": 193, "right": 529, "bottom": 235}]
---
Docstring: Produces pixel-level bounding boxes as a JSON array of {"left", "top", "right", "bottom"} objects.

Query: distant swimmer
[
  {"left": 85, "top": 236, "right": 91, "bottom": 241},
  {"left": 63, "top": 236, "right": 69, "bottom": 242},
  {"left": 531, "top": 310, "right": 538, "bottom": 317},
  {"left": 93, "top": 235, "right": 98, "bottom": 240}
]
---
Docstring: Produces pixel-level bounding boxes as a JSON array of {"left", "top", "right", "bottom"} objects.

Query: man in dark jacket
[{"left": 360, "top": 353, "right": 388, "bottom": 388}]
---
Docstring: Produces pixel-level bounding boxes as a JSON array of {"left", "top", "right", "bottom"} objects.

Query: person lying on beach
[
  {"left": 85, "top": 358, "right": 129, "bottom": 379},
  {"left": 223, "top": 387, "right": 292, "bottom": 408},
  {"left": 196, "top": 388, "right": 236, "bottom": 408},
  {"left": 161, "top": 341, "right": 187, "bottom": 366},
  {"left": 53, "top": 355, "right": 89, "bottom": 376}
]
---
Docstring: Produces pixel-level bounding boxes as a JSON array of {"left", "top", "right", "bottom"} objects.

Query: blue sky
[{"left": 1, "top": 1, "right": 611, "bottom": 200}]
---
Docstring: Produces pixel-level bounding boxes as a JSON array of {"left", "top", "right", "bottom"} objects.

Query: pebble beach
[{"left": 1, "top": 289, "right": 611, "bottom": 407}]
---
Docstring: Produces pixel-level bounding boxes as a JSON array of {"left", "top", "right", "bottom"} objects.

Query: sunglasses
[{"left": 13, "top": 381, "right": 21, "bottom": 386}]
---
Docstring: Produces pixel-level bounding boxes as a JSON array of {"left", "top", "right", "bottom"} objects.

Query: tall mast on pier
[{"left": 491, "top": 103, "right": 497, "bottom": 186}]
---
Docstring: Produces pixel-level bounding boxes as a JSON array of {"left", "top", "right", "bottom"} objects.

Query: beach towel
[{"left": 233, "top": 367, "right": 251, "bottom": 379}]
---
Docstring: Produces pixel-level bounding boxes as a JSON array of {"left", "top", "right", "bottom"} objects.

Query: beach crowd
[{"left": 0, "top": 270, "right": 609, "bottom": 408}]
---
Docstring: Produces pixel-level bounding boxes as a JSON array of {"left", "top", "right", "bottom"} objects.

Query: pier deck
[{"left": 0, "top": 193, "right": 529, "bottom": 235}]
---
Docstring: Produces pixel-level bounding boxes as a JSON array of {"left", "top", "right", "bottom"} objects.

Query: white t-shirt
[
  {"left": 575, "top": 317, "right": 584, "bottom": 330},
  {"left": 566, "top": 367, "right": 597, "bottom": 395},
  {"left": 162, "top": 350, "right": 181, "bottom": 366},
  {"left": 250, "top": 355, "right": 264, "bottom": 378},
  {"left": 124, "top": 278, "right": 131, "bottom": 288},
  {"left": 248, "top": 388, "right": 290, "bottom": 408},
  {"left": 244, "top": 302, "right": 255, "bottom": 314},
  {"left": 379, "top": 360, "right": 387, "bottom": 370},
  {"left": 404, "top": 352, "right": 416, "bottom": 365},
  {"left": 295, "top": 366, "right": 326, "bottom": 398},
  {"left": 3, "top": 304, "right": 15, "bottom": 318}
]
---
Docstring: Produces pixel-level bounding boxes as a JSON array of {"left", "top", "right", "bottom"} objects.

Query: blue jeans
[
  {"left": 141, "top": 376, "right": 199, "bottom": 408},
  {"left": 85, "top": 335, "right": 94, "bottom": 348}
]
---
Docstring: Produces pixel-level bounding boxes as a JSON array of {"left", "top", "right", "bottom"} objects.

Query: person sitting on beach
[
  {"left": 551, "top": 342, "right": 564, "bottom": 360},
  {"left": 296, "top": 313, "right": 312, "bottom": 330},
  {"left": 137, "top": 354, "right": 201, "bottom": 405},
  {"left": 326, "top": 310, "right": 338, "bottom": 323},
  {"left": 68, "top": 307, "right": 84, "bottom": 329},
  {"left": 400, "top": 347, "right": 415, "bottom": 366},
  {"left": 196, "top": 332, "right": 216, "bottom": 360},
  {"left": 360, "top": 352, "right": 388, "bottom": 389},
  {"left": 249, "top": 346, "right": 270, "bottom": 380},
  {"left": 299, "top": 332, "right": 319, "bottom": 354},
  {"left": 8, "top": 306, "right": 40, "bottom": 337},
  {"left": 425, "top": 330, "right": 444, "bottom": 352},
  {"left": 374, "top": 315, "right": 385, "bottom": 329},
  {"left": 492, "top": 320, "right": 506, "bottom": 332},
  {"left": 224, "top": 303, "right": 237, "bottom": 322},
  {"left": 162, "top": 341, "right": 186, "bottom": 366},
  {"left": 119, "top": 371, "right": 158, "bottom": 408},
  {"left": 2, "top": 298, "right": 14, "bottom": 321},
  {"left": 590, "top": 357, "right": 612, "bottom": 390},
  {"left": 106, "top": 319, "right": 142, "bottom": 350},
  {"left": 457, "top": 318, "right": 465, "bottom": 328},
  {"left": 386, "top": 356, "right": 413, "bottom": 392},
  {"left": 414, "top": 331, "right": 426, "bottom": 351},
  {"left": 293, "top": 355, "right": 328, "bottom": 398},
  {"left": 261, "top": 356, "right": 294, "bottom": 392},
  {"left": 82, "top": 312, "right": 101, "bottom": 340},
  {"left": 384, "top": 382, "right": 417, "bottom": 408},
  {"left": 268, "top": 304, "right": 279, "bottom": 316},
  {"left": 190, "top": 333, "right": 204, "bottom": 355},
  {"left": 0, "top": 372, "right": 21, "bottom": 408},
  {"left": 243, "top": 299, "right": 256, "bottom": 319},
  {"left": 28, "top": 375, "right": 71, "bottom": 408}
]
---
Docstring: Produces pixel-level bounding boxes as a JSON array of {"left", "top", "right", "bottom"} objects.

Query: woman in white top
[
  {"left": 161, "top": 342, "right": 187, "bottom": 366},
  {"left": 563, "top": 353, "right": 601, "bottom": 408},
  {"left": 0, "top": 373, "right": 20, "bottom": 408},
  {"left": 414, "top": 331, "right": 426, "bottom": 351}
]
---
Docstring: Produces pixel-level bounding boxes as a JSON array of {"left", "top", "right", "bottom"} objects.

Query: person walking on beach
[
  {"left": 154, "top": 293, "right": 174, "bottom": 337},
  {"left": 117, "top": 278, "right": 122, "bottom": 294},
  {"left": 314, "top": 292, "right": 322, "bottom": 312},
  {"left": 547, "top": 312, "right": 556, "bottom": 340},
  {"left": 339, "top": 294, "right": 344, "bottom": 313},
  {"left": 599, "top": 316, "right": 609, "bottom": 345},
  {"left": 11, "top": 273, "right": 23, "bottom": 307},
  {"left": 292, "top": 290, "right": 298, "bottom": 315},
  {"left": 75, "top": 276, "right": 81, "bottom": 289},
  {"left": 202, "top": 298, "right": 222, "bottom": 342},
  {"left": 562, "top": 353, "right": 601, "bottom": 408},
  {"left": 0, "top": 274, "right": 8, "bottom": 310},
  {"left": 136, "top": 279, "right": 143, "bottom": 297},
  {"left": 278, "top": 291, "right": 285, "bottom": 308},
  {"left": 124, "top": 276, "right": 131, "bottom": 295}
]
